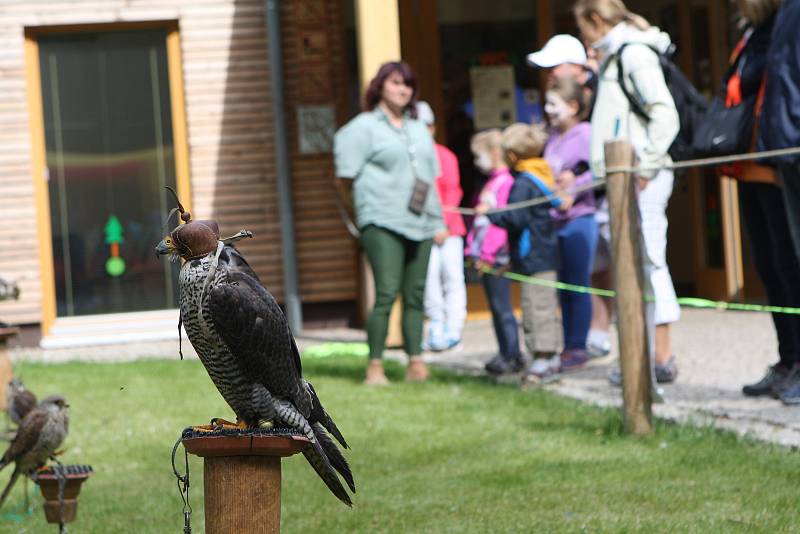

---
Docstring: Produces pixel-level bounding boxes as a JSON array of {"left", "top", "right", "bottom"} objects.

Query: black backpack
[{"left": 616, "top": 43, "right": 708, "bottom": 162}]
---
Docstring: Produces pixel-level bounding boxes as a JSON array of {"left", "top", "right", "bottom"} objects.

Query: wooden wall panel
[
  {"left": 279, "top": 0, "right": 359, "bottom": 303},
  {"left": 0, "top": 0, "right": 287, "bottom": 325}
]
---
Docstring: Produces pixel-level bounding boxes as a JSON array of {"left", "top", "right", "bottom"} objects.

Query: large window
[{"left": 40, "top": 30, "right": 179, "bottom": 316}]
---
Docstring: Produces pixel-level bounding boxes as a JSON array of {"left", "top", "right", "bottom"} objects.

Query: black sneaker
[
  {"left": 655, "top": 356, "right": 678, "bottom": 384},
  {"left": 485, "top": 354, "right": 524, "bottom": 375},
  {"left": 777, "top": 366, "right": 800, "bottom": 401},
  {"left": 742, "top": 365, "right": 790, "bottom": 397},
  {"left": 608, "top": 357, "right": 678, "bottom": 386}
]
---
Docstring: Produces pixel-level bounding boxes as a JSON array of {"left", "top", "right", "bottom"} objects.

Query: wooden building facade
[
  {"left": 0, "top": 0, "right": 756, "bottom": 346},
  {"left": 0, "top": 0, "right": 358, "bottom": 345}
]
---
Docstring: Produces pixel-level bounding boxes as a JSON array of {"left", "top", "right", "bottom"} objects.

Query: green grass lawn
[{"left": 0, "top": 355, "right": 797, "bottom": 533}]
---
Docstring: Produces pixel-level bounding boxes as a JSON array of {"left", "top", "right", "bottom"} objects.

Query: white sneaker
[
  {"left": 587, "top": 339, "right": 611, "bottom": 358},
  {"left": 523, "top": 355, "right": 561, "bottom": 385}
]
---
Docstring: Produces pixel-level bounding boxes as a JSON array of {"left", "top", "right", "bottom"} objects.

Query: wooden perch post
[
  {"left": 604, "top": 140, "right": 653, "bottom": 435},
  {"left": 183, "top": 431, "right": 310, "bottom": 534},
  {"left": 0, "top": 327, "right": 19, "bottom": 411}
]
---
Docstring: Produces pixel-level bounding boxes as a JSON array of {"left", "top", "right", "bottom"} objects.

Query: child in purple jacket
[
  {"left": 541, "top": 77, "right": 597, "bottom": 374},
  {"left": 466, "top": 129, "right": 523, "bottom": 374}
]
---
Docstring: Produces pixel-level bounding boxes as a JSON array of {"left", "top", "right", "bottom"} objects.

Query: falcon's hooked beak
[{"left": 155, "top": 236, "right": 176, "bottom": 258}]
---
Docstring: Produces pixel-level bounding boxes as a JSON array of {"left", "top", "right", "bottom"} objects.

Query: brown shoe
[
  {"left": 405, "top": 356, "right": 430, "bottom": 382},
  {"left": 364, "top": 359, "right": 390, "bottom": 386}
]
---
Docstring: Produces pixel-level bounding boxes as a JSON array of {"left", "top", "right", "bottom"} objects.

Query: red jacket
[{"left": 434, "top": 144, "right": 467, "bottom": 236}]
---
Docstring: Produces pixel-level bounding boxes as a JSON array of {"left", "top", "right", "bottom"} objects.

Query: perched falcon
[
  {"left": 0, "top": 395, "right": 69, "bottom": 508},
  {"left": 156, "top": 213, "right": 355, "bottom": 506},
  {"left": 6, "top": 378, "right": 37, "bottom": 426}
]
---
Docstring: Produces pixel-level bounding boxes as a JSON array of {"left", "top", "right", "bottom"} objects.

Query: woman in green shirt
[{"left": 334, "top": 61, "right": 447, "bottom": 386}]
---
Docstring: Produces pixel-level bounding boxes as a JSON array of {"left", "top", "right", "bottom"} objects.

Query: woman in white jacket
[{"left": 574, "top": 0, "right": 681, "bottom": 384}]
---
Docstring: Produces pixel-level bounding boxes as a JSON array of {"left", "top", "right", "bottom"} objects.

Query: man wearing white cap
[
  {"left": 529, "top": 34, "right": 611, "bottom": 359},
  {"left": 527, "top": 34, "right": 596, "bottom": 91}
]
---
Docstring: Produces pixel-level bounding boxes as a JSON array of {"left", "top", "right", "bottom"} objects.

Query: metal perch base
[{"left": 31, "top": 465, "right": 93, "bottom": 525}]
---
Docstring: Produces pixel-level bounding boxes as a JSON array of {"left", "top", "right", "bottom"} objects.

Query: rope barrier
[
  {"left": 444, "top": 145, "right": 800, "bottom": 216},
  {"left": 479, "top": 265, "right": 800, "bottom": 315},
  {"left": 445, "top": 178, "right": 607, "bottom": 216},
  {"left": 604, "top": 144, "right": 800, "bottom": 175}
]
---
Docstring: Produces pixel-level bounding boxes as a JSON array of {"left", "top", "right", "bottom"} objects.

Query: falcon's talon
[
  {"left": 257, "top": 419, "right": 274, "bottom": 429},
  {"left": 209, "top": 417, "right": 248, "bottom": 431}
]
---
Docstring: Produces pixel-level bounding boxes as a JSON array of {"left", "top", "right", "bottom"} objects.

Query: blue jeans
[
  {"left": 558, "top": 215, "right": 598, "bottom": 350},
  {"left": 481, "top": 273, "right": 521, "bottom": 359}
]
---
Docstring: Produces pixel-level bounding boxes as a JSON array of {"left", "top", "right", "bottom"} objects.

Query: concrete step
[{"left": 41, "top": 309, "right": 187, "bottom": 349}]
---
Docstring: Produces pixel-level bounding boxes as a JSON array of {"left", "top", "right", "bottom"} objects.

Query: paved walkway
[
  {"left": 292, "top": 308, "right": 800, "bottom": 448},
  {"left": 468, "top": 309, "right": 800, "bottom": 447},
  {"left": 11, "top": 308, "right": 800, "bottom": 447}
]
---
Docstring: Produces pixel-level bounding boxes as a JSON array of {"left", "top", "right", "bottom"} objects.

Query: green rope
[
  {"left": 302, "top": 342, "right": 369, "bottom": 359},
  {"left": 501, "top": 270, "right": 616, "bottom": 297},
  {"left": 481, "top": 266, "right": 800, "bottom": 315}
]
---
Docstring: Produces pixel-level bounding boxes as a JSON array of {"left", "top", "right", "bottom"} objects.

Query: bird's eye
[{"left": 165, "top": 237, "right": 172, "bottom": 245}]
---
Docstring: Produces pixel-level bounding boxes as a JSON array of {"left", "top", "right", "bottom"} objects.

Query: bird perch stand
[
  {"left": 0, "top": 327, "right": 19, "bottom": 411},
  {"left": 31, "top": 465, "right": 93, "bottom": 527},
  {"left": 181, "top": 427, "right": 310, "bottom": 534}
]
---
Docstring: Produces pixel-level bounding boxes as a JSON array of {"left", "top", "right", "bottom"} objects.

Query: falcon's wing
[
  {"left": 2, "top": 409, "right": 47, "bottom": 465},
  {"left": 209, "top": 270, "right": 309, "bottom": 414},
  {"left": 220, "top": 245, "right": 261, "bottom": 283}
]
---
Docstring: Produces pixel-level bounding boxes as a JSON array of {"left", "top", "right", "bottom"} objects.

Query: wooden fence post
[
  {"left": 604, "top": 140, "right": 653, "bottom": 435},
  {"left": 0, "top": 327, "right": 19, "bottom": 411}
]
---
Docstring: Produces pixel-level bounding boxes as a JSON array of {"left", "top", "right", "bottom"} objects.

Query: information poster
[
  {"left": 469, "top": 65, "right": 517, "bottom": 129},
  {"left": 297, "top": 105, "right": 336, "bottom": 154}
]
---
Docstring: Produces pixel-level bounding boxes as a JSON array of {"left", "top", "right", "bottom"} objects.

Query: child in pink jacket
[{"left": 466, "top": 129, "right": 522, "bottom": 374}]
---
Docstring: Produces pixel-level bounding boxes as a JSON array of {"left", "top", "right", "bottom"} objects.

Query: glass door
[{"left": 39, "top": 30, "right": 179, "bottom": 317}]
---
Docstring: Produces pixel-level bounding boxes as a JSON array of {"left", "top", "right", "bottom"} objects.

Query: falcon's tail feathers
[
  {"left": 305, "top": 381, "right": 349, "bottom": 449},
  {"left": 313, "top": 422, "right": 355, "bottom": 493},
  {"left": 0, "top": 469, "right": 20, "bottom": 510},
  {"left": 302, "top": 438, "right": 353, "bottom": 507}
]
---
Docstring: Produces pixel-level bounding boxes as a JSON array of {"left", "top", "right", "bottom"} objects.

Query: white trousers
[
  {"left": 639, "top": 169, "right": 681, "bottom": 327},
  {"left": 424, "top": 236, "right": 467, "bottom": 339}
]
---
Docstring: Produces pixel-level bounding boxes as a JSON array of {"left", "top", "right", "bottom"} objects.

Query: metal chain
[
  {"left": 53, "top": 462, "right": 67, "bottom": 534},
  {"left": 171, "top": 437, "right": 192, "bottom": 534}
]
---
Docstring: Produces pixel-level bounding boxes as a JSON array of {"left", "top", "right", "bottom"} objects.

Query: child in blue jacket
[{"left": 476, "top": 123, "right": 568, "bottom": 382}]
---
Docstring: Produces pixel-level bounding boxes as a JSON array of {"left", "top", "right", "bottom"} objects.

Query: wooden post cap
[{"left": 181, "top": 426, "right": 310, "bottom": 458}]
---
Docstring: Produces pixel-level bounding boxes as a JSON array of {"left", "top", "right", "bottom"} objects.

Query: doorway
[{"left": 26, "top": 23, "right": 192, "bottom": 332}]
